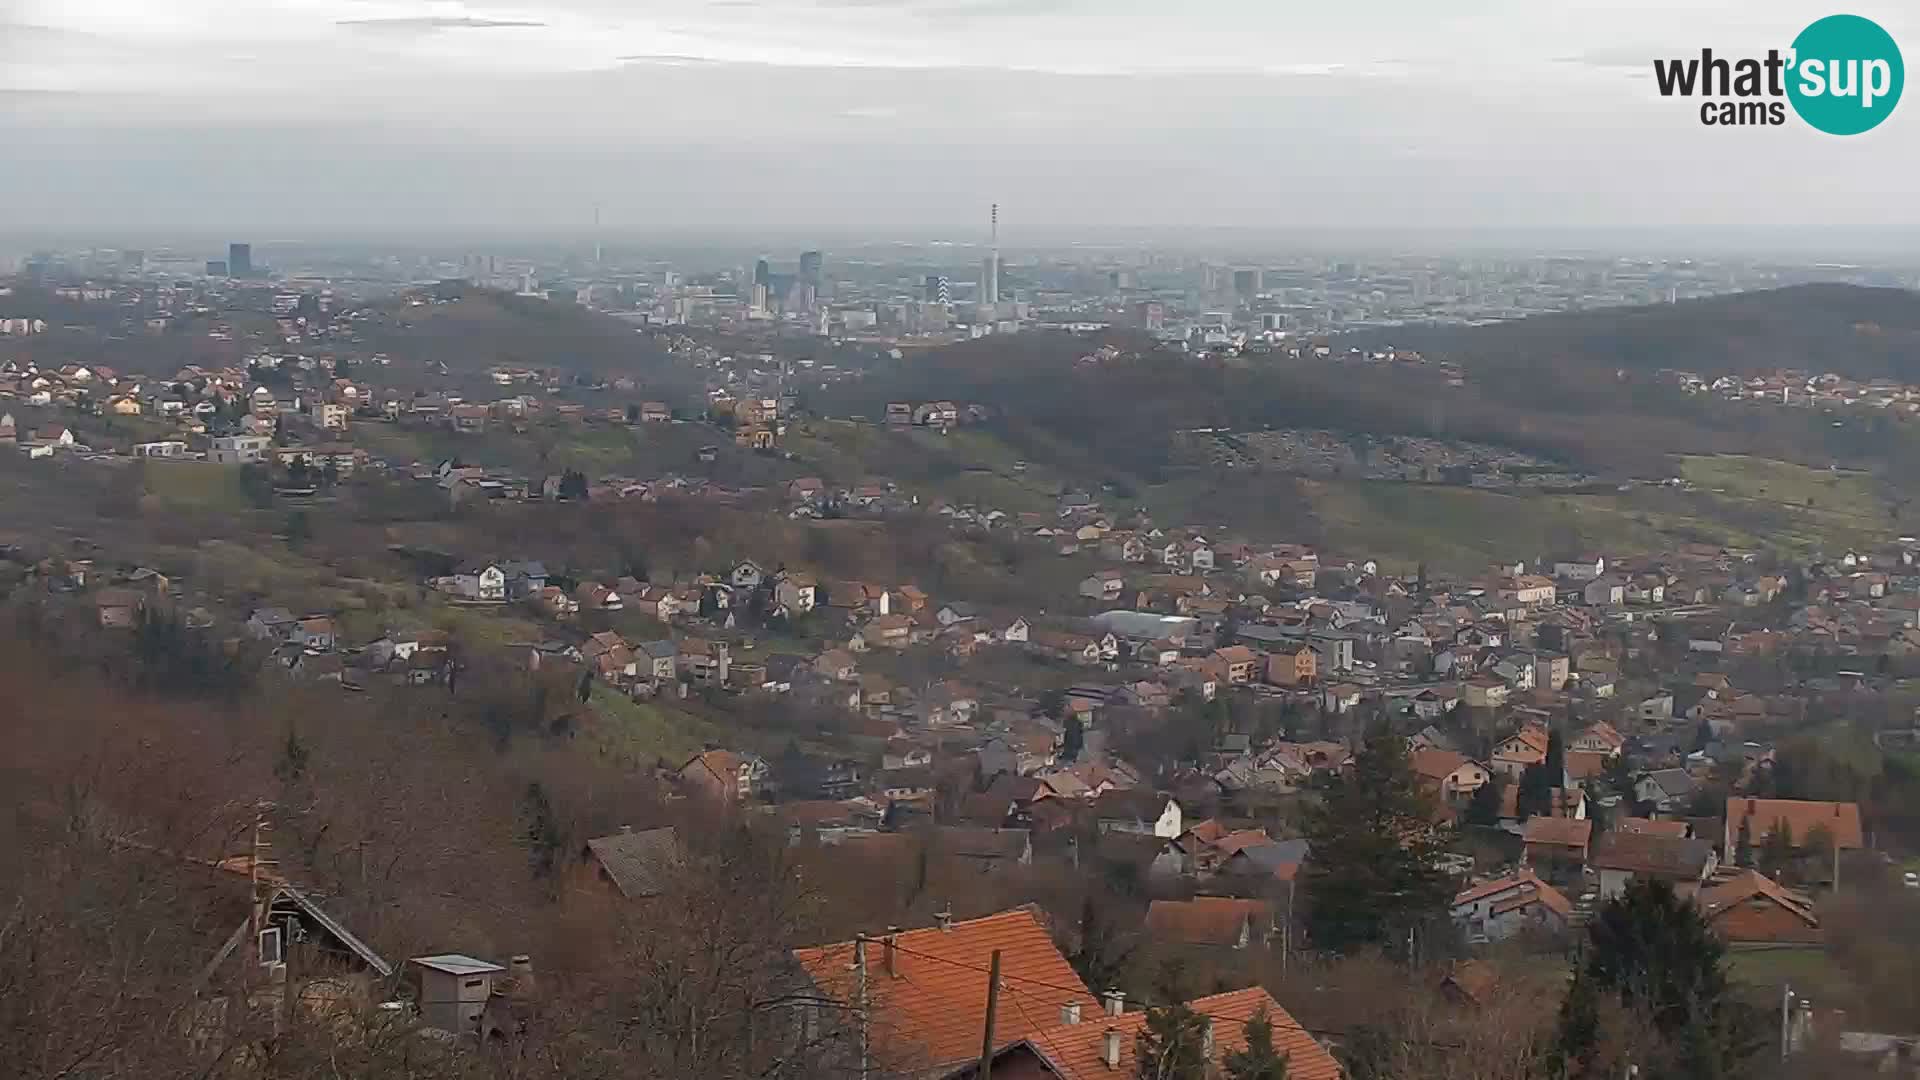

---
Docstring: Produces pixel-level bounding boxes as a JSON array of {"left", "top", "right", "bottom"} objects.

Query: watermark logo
[{"left": 1653, "top": 14, "right": 1903, "bottom": 133}]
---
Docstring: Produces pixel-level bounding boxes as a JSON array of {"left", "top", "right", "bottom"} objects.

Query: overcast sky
[{"left": 2, "top": 0, "right": 1917, "bottom": 236}]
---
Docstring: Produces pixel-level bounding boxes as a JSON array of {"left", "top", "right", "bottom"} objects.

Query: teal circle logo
[{"left": 1787, "top": 14, "right": 1903, "bottom": 135}]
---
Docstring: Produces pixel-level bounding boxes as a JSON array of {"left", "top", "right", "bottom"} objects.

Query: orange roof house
[
  {"left": 1697, "top": 869, "right": 1821, "bottom": 945},
  {"left": 1144, "top": 897, "right": 1273, "bottom": 949},
  {"left": 1723, "top": 798, "right": 1864, "bottom": 854},
  {"left": 968, "top": 986, "right": 1341, "bottom": 1080},
  {"left": 1522, "top": 816, "right": 1593, "bottom": 864},
  {"left": 793, "top": 907, "right": 1091, "bottom": 1075}
]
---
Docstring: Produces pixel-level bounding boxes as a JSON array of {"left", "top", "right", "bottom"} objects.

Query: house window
[{"left": 258, "top": 927, "right": 284, "bottom": 966}]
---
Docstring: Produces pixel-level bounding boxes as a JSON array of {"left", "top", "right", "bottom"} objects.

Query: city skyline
[{"left": 3, "top": 0, "right": 1918, "bottom": 232}]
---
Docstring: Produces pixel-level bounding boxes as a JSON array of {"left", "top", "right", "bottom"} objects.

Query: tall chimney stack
[
  {"left": 884, "top": 929, "right": 899, "bottom": 977},
  {"left": 1102, "top": 1028, "right": 1122, "bottom": 1068},
  {"left": 1059, "top": 1002, "right": 1082, "bottom": 1025},
  {"left": 1102, "top": 989, "right": 1125, "bottom": 1017}
]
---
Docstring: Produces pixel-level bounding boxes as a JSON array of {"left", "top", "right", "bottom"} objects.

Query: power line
[{"left": 877, "top": 937, "right": 1468, "bottom": 1051}]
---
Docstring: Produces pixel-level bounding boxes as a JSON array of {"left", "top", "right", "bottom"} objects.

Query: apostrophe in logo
[
  {"left": 1652, "top": 14, "right": 1903, "bottom": 134},
  {"left": 1787, "top": 14, "right": 1903, "bottom": 135}
]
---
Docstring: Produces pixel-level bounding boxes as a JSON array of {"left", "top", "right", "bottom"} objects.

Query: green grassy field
[
  {"left": 583, "top": 686, "right": 715, "bottom": 768},
  {"left": 1676, "top": 454, "right": 1905, "bottom": 550},
  {"left": 141, "top": 461, "right": 249, "bottom": 512}
]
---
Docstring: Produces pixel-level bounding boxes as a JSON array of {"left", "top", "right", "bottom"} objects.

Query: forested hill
[
  {"left": 822, "top": 295, "right": 1920, "bottom": 481},
  {"left": 1357, "top": 283, "right": 1920, "bottom": 382}
]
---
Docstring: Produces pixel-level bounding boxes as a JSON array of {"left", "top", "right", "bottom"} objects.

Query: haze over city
[{"left": 4, "top": 0, "right": 1919, "bottom": 233}]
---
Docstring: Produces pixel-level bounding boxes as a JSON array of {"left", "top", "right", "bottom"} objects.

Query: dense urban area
[{"left": 8, "top": 235, "right": 1920, "bottom": 1080}]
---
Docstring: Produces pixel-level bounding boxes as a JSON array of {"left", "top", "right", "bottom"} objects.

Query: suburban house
[
  {"left": 1635, "top": 769, "right": 1699, "bottom": 814},
  {"left": 1212, "top": 645, "right": 1258, "bottom": 685},
  {"left": 1144, "top": 897, "right": 1272, "bottom": 950},
  {"left": 1265, "top": 644, "right": 1318, "bottom": 687},
  {"left": 1696, "top": 869, "right": 1822, "bottom": 945},
  {"left": 679, "top": 638, "right": 731, "bottom": 684},
  {"left": 949, "top": 987, "right": 1343, "bottom": 1080},
  {"left": 1723, "top": 797, "right": 1864, "bottom": 856},
  {"left": 790, "top": 908, "right": 1095, "bottom": 1077},
  {"left": 1450, "top": 871, "right": 1573, "bottom": 942},
  {"left": 1078, "top": 571, "right": 1125, "bottom": 601},
  {"left": 1410, "top": 749, "right": 1492, "bottom": 806},
  {"left": 776, "top": 573, "right": 818, "bottom": 613},
  {"left": 210, "top": 433, "right": 271, "bottom": 464},
  {"left": 1464, "top": 677, "right": 1512, "bottom": 710},
  {"left": 678, "top": 749, "right": 766, "bottom": 803},
  {"left": 580, "top": 825, "right": 680, "bottom": 900},
  {"left": 1554, "top": 555, "right": 1607, "bottom": 580},
  {"left": 1092, "top": 791, "right": 1183, "bottom": 838},
  {"left": 635, "top": 639, "right": 678, "bottom": 683},
  {"left": 1521, "top": 816, "right": 1594, "bottom": 873},
  {"left": 1589, "top": 831, "right": 1718, "bottom": 900},
  {"left": 1490, "top": 725, "right": 1549, "bottom": 778}
]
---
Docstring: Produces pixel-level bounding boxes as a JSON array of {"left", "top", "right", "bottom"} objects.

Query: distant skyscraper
[
  {"left": 981, "top": 203, "right": 1000, "bottom": 307},
  {"left": 206, "top": 260, "right": 229, "bottom": 277},
  {"left": 1233, "top": 268, "right": 1259, "bottom": 300},
  {"left": 924, "top": 274, "right": 951, "bottom": 305},
  {"left": 798, "top": 250, "right": 822, "bottom": 283},
  {"left": 754, "top": 258, "right": 772, "bottom": 287},
  {"left": 228, "top": 243, "right": 252, "bottom": 277}
]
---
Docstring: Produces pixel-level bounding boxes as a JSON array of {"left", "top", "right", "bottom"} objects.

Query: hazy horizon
[{"left": 4, "top": 0, "right": 1918, "bottom": 236}]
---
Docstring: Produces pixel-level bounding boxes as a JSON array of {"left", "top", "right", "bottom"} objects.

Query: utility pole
[
  {"left": 977, "top": 949, "right": 1003, "bottom": 1080},
  {"left": 855, "top": 936, "right": 870, "bottom": 1080}
]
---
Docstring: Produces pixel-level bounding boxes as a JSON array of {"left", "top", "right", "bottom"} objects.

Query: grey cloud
[{"left": 335, "top": 16, "right": 547, "bottom": 31}]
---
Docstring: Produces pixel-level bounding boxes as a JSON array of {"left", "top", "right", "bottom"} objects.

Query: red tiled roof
[
  {"left": 1144, "top": 897, "right": 1271, "bottom": 947},
  {"left": 1725, "top": 798, "right": 1864, "bottom": 850},
  {"left": 1616, "top": 817, "right": 1688, "bottom": 839},
  {"left": 1020, "top": 987, "right": 1342, "bottom": 1080},
  {"left": 793, "top": 908, "right": 1090, "bottom": 1073},
  {"left": 1522, "top": 816, "right": 1593, "bottom": 850},
  {"left": 1409, "top": 748, "right": 1472, "bottom": 782},
  {"left": 1697, "top": 870, "right": 1820, "bottom": 943}
]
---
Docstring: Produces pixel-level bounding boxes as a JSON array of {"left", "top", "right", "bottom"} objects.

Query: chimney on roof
[
  {"left": 1060, "top": 1001, "right": 1082, "bottom": 1025},
  {"left": 1102, "top": 1028, "right": 1122, "bottom": 1068},
  {"left": 935, "top": 906, "right": 953, "bottom": 930},
  {"left": 1748, "top": 798, "right": 1758, "bottom": 815},
  {"left": 884, "top": 928, "right": 899, "bottom": 976},
  {"left": 1103, "top": 989, "right": 1125, "bottom": 1017}
]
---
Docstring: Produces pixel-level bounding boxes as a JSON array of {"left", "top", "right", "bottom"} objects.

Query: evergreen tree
[
  {"left": 1134, "top": 1003, "right": 1210, "bottom": 1080},
  {"left": 1067, "top": 897, "right": 1136, "bottom": 994},
  {"left": 1223, "top": 1007, "right": 1291, "bottom": 1080},
  {"left": 1466, "top": 773, "right": 1505, "bottom": 827},
  {"left": 273, "top": 725, "right": 310, "bottom": 783},
  {"left": 520, "top": 781, "right": 563, "bottom": 879},
  {"left": 1063, "top": 713, "right": 1086, "bottom": 763},
  {"left": 1734, "top": 816, "right": 1753, "bottom": 867},
  {"left": 1545, "top": 727, "right": 1566, "bottom": 781},
  {"left": 1301, "top": 726, "right": 1452, "bottom": 953},
  {"left": 1552, "top": 878, "right": 1764, "bottom": 1078},
  {"left": 1515, "top": 761, "right": 1556, "bottom": 820}
]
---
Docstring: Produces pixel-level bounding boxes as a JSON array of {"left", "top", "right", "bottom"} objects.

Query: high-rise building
[
  {"left": 798, "top": 250, "right": 822, "bottom": 283},
  {"left": 981, "top": 203, "right": 1001, "bottom": 307},
  {"left": 206, "top": 260, "right": 229, "bottom": 277},
  {"left": 923, "top": 274, "right": 951, "bottom": 305},
  {"left": 228, "top": 243, "right": 253, "bottom": 278},
  {"left": 754, "top": 258, "right": 772, "bottom": 287},
  {"left": 1232, "top": 268, "right": 1259, "bottom": 300}
]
